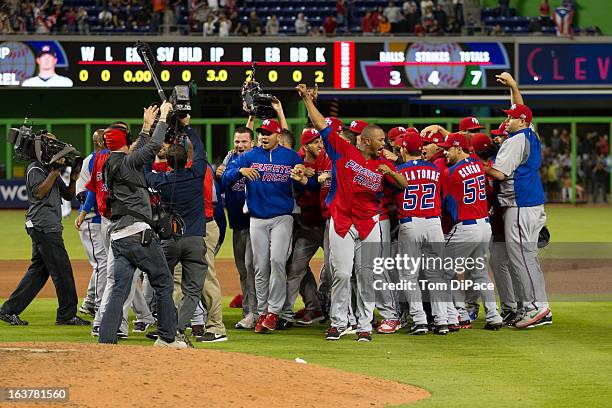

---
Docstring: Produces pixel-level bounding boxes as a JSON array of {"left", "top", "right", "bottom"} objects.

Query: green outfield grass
[
  {"left": 1, "top": 205, "right": 611, "bottom": 261},
  {"left": 0, "top": 299, "right": 611, "bottom": 408}
]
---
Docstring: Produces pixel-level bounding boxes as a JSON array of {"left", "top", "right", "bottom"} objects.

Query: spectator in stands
[
  {"left": 378, "top": 16, "right": 391, "bottom": 35},
  {"left": 229, "top": 10, "right": 241, "bottom": 34},
  {"left": 433, "top": 4, "right": 447, "bottom": 30},
  {"left": 540, "top": 0, "right": 550, "bottom": 17},
  {"left": 63, "top": 7, "right": 77, "bottom": 33},
  {"left": 0, "top": 12, "right": 12, "bottom": 34},
  {"left": 402, "top": 3, "right": 418, "bottom": 33},
  {"left": 383, "top": 1, "right": 402, "bottom": 33},
  {"left": 295, "top": 12, "right": 309, "bottom": 35},
  {"left": 427, "top": 19, "right": 441, "bottom": 35},
  {"left": 414, "top": 22, "right": 425, "bottom": 36},
  {"left": 192, "top": 0, "right": 211, "bottom": 32},
  {"left": 592, "top": 160, "right": 609, "bottom": 203},
  {"left": 151, "top": 0, "right": 167, "bottom": 32},
  {"left": 265, "top": 14, "right": 279, "bottom": 36},
  {"left": 322, "top": 15, "right": 337, "bottom": 36},
  {"left": 336, "top": 0, "right": 345, "bottom": 27},
  {"left": 345, "top": 0, "right": 356, "bottom": 33},
  {"left": 308, "top": 25, "right": 322, "bottom": 36},
  {"left": 446, "top": 16, "right": 460, "bottom": 33},
  {"left": 403, "top": 0, "right": 417, "bottom": 15},
  {"left": 203, "top": 14, "right": 215, "bottom": 35},
  {"left": 371, "top": 6, "right": 383, "bottom": 32},
  {"left": 247, "top": 10, "right": 262, "bottom": 36},
  {"left": 361, "top": 11, "right": 374, "bottom": 35},
  {"left": 99, "top": 6, "right": 113, "bottom": 28},
  {"left": 218, "top": 13, "right": 231, "bottom": 36},
  {"left": 454, "top": 0, "right": 464, "bottom": 25},
  {"left": 439, "top": 0, "right": 454, "bottom": 20},
  {"left": 420, "top": 0, "right": 434, "bottom": 12},
  {"left": 208, "top": 0, "right": 219, "bottom": 11}
]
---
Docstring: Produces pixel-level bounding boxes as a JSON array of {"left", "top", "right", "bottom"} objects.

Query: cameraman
[
  {"left": 0, "top": 136, "right": 89, "bottom": 326},
  {"left": 144, "top": 114, "right": 208, "bottom": 337},
  {"left": 99, "top": 101, "right": 188, "bottom": 348}
]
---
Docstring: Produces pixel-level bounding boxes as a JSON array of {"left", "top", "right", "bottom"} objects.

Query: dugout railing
[{"left": 1, "top": 117, "right": 610, "bottom": 205}]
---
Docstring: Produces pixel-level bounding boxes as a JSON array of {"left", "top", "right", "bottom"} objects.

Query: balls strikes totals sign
[{"left": 405, "top": 43, "right": 465, "bottom": 88}]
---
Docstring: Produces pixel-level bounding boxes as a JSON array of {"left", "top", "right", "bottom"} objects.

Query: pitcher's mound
[{"left": 0, "top": 342, "right": 429, "bottom": 407}]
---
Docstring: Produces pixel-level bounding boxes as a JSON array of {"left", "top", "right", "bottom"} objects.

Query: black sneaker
[
  {"left": 132, "top": 322, "right": 152, "bottom": 333},
  {"left": 408, "top": 324, "right": 429, "bottom": 335},
  {"left": 56, "top": 316, "right": 90, "bottom": 326},
  {"left": 0, "top": 312, "right": 28, "bottom": 326},
  {"left": 145, "top": 330, "right": 159, "bottom": 340},
  {"left": 527, "top": 313, "right": 553, "bottom": 328},
  {"left": 275, "top": 318, "right": 293, "bottom": 330},
  {"left": 78, "top": 304, "right": 96, "bottom": 317},
  {"left": 433, "top": 325, "right": 449, "bottom": 335},
  {"left": 196, "top": 332, "right": 228, "bottom": 343},
  {"left": 506, "top": 312, "right": 524, "bottom": 327},
  {"left": 325, "top": 326, "right": 341, "bottom": 341},
  {"left": 356, "top": 331, "right": 372, "bottom": 342},
  {"left": 501, "top": 310, "right": 517, "bottom": 326},
  {"left": 91, "top": 326, "right": 99, "bottom": 337},
  {"left": 484, "top": 322, "right": 503, "bottom": 331}
]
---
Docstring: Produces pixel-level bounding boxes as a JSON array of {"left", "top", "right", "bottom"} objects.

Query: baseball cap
[
  {"left": 503, "top": 104, "right": 533, "bottom": 123},
  {"left": 459, "top": 116, "right": 484, "bottom": 131},
  {"left": 437, "top": 132, "right": 470, "bottom": 149},
  {"left": 491, "top": 120, "right": 509, "bottom": 136},
  {"left": 346, "top": 120, "right": 369, "bottom": 135},
  {"left": 388, "top": 126, "right": 407, "bottom": 143},
  {"left": 37, "top": 45, "right": 57, "bottom": 58},
  {"left": 325, "top": 117, "right": 344, "bottom": 133},
  {"left": 470, "top": 133, "right": 492, "bottom": 153},
  {"left": 422, "top": 130, "right": 444, "bottom": 144},
  {"left": 400, "top": 132, "right": 423, "bottom": 152},
  {"left": 301, "top": 128, "right": 320, "bottom": 146},
  {"left": 256, "top": 119, "right": 282, "bottom": 135}
]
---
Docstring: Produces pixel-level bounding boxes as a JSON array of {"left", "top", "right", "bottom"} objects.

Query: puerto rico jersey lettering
[
  {"left": 396, "top": 159, "right": 441, "bottom": 219},
  {"left": 441, "top": 157, "right": 489, "bottom": 224}
]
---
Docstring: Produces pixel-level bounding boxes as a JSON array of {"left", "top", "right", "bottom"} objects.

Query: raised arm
[
  {"left": 272, "top": 97, "right": 289, "bottom": 130},
  {"left": 183, "top": 115, "right": 207, "bottom": 178},
  {"left": 496, "top": 72, "right": 523, "bottom": 105},
  {"left": 126, "top": 102, "right": 172, "bottom": 168},
  {"left": 296, "top": 84, "right": 326, "bottom": 131}
]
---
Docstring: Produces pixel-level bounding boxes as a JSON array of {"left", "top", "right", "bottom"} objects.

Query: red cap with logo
[
  {"left": 256, "top": 119, "right": 282, "bottom": 134},
  {"left": 503, "top": 104, "right": 533, "bottom": 123},
  {"left": 301, "top": 128, "right": 320, "bottom": 146},
  {"left": 347, "top": 120, "right": 369, "bottom": 135},
  {"left": 400, "top": 131, "right": 423, "bottom": 152},
  {"left": 422, "top": 130, "right": 444, "bottom": 144},
  {"left": 437, "top": 132, "right": 470, "bottom": 149},
  {"left": 459, "top": 116, "right": 484, "bottom": 131},
  {"left": 388, "top": 126, "right": 407, "bottom": 143},
  {"left": 470, "top": 133, "right": 493, "bottom": 153},
  {"left": 325, "top": 117, "right": 344, "bottom": 133},
  {"left": 491, "top": 120, "right": 509, "bottom": 136}
]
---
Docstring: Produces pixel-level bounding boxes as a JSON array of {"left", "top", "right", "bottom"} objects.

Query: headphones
[{"left": 103, "top": 123, "right": 133, "bottom": 149}]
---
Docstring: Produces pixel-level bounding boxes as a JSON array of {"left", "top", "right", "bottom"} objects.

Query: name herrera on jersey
[
  {"left": 251, "top": 163, "right": 292, "bottom": 182},
  {"left": 458, "top": 163, "right": 482, "bottom": 178},
  {"left": 345, "top": 160, "right": 383, "bottom": 190}
]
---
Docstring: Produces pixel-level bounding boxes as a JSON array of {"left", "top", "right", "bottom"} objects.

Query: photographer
[
  {"left": 144, "top": 114, "right": 208, "bottom": 338},
  {"left": 99, "top": 101, "right": 188, "bottom": 349},
  {"left": 0, "top": 136, "right": 89, "bottom": 326}
]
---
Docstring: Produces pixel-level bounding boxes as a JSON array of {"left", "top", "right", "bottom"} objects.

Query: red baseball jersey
[
  {"left": 315, "top": 149, "right": 332, "bottom": 219},
  {"left": 296, "top": 161, "right": 325, "bottom": 226},
  {"left": 441, "top": 157, "right": 489, "bottom": 224},
  {"left": 85, "top": 149, "right": 110, "bottom": 218},
  {"left": 378, "top": 157, "right": 396, "bottom": 221},
  {"left": 395, "top": 159, "right": 441, "bottom": 219},
  {"left": 429, "top": 150, "right": 453, "bottom": 234},
  {"left": 320, "top": 126, "right": 394, "bottom": 239}
]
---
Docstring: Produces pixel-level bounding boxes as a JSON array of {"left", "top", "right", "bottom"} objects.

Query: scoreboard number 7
[{"left": 470, "top": 70, "right": 483, "bottom": 86}]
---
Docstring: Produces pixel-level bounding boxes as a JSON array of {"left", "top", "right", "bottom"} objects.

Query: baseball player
[
  {"left": 394, "top": 130, "right": 451, "bottom": 335},
  {"left": 21, "top": 45, "right": 73, "bottom": 87},
  {"left": 297, "top": 84, "right": 408, "bottom": 342},
  {"left": 222, "top": 118, "right": 306, "bottom": 333},
  {"left": 217, "top": 126, "right": 257, "bottom": 329},
  {"left": 438, "top": 133, "right": 503, "bottom": 330},
  {"left": 74, "top": 129, "right": 107, "bottom": 318},
  {"left": 280, "top": 128, "right": 326, "bottom": 326}
]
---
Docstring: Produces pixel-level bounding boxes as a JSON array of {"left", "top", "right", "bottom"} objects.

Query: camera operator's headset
[{"left": 103, "top": 123, "right": 133, "bottom": 149}]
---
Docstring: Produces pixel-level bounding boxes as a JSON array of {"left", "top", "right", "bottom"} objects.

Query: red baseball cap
[
  {"left": 491, "top": 120, "right": 509, "bottom": 136},
  {"left": 256, "top": 119, "right": 282, "bottom": 134},
  {"left": 470, "top": 133, "right": 492, "bottom": 153},
  {"left": 400, "top": 132, "right": 423, "bottom": 152},
  {"left": 325, "top": 117, "right": 344, "bottom": 133},
  {"left": 301, "top": 128, "right": 320, "bottom": 146},
  {"left": 347, "top": 120, "right": 369, "bottom": 135},
  {"left": 459, "top": 116, "right": 484, "bottom": 131},
  {"left": 503, "top": 104, "right": 533, "bottom": 123},
  {"left": 388, "top": 126, "right": 407, "bottom": 143},
  {"left": 437, "top": 132, "right": 470, "bottom": 149},
  {"left": 422, "top": 130, "right": 444, "bottom": 144}
]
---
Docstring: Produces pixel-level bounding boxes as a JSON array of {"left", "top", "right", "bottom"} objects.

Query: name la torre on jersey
[{"left": 1, "top": 39, "right": 610, "bottom": 89}]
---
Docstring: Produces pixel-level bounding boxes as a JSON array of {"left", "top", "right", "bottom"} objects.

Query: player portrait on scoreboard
[{"left": 21, "top": 45, "right": 73, "bottom": 88}]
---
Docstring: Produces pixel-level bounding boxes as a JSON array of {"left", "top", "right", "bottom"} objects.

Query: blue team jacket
[{"left": 219, "top": 151, "right": 250, "bottom": 230}]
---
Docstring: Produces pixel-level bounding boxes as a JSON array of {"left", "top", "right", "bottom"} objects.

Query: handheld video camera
[
  {"left": 7, "top": 123, "right": 82, "bottom": 170},
  {"left": 242, "top": 62, "right": 276, "bottom": 120}
]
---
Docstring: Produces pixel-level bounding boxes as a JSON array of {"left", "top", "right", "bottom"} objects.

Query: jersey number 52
[
  {"left": 463, "top": 175, "right": 486, "bottom": 204},
  {"left": 403, "top": 183, "right": 436, "bottom": 210}
]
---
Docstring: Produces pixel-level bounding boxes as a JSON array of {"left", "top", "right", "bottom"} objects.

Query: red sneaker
[
  {"left": 255, "top": 314, "right": 267, "bottom": 333},
  {"left": 298, "top": 310, "right": 324, "bottom": 325},
  {"left": 377, "top": 319, "right": 401, "bottom": 334},
  {"left": 293, "top": 308, "right": 307, "bottom": 320},
  {"left": 262, "top": 313, "right": 279, "bottom": 331},
  {"left": 458, "top": 320, "right": 473, "bottom": 329},
  {"left": 229, "top": 294, "right": 243, "bottom": 308}
]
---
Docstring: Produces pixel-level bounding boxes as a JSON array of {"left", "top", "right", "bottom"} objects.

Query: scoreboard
[{"left": 0, "top": 39, "right": 515, "bottom": 91}]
